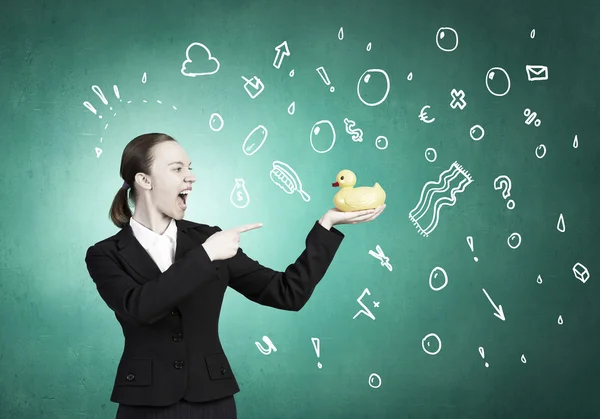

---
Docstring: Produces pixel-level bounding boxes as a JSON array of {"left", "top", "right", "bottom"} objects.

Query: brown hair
[{"left": 109, "top": 133, "right": 177, "bottom": 229}]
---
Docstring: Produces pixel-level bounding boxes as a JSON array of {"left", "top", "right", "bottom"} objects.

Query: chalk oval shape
[
  {"left": 242, "top": 125, "right": 268, "bottom": 156},
  {"left": 209, "top": 113, "right": 224, "bottom": 131},
  {"left": 310, "top": 120, "right": 336, "bottom": 153}
]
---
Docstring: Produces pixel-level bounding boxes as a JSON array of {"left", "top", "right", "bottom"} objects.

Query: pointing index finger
[{"left": 236, "top": 222, "right": 263, "bottom": 233}]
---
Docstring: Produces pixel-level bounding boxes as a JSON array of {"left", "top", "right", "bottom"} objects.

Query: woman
[{"left": 85, "top": 133, "right": 385, "bottom": 418}]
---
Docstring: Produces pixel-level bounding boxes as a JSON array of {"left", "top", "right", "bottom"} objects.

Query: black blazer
[{"left": 84, "top": 218, "right": 345, "bottom": 406}]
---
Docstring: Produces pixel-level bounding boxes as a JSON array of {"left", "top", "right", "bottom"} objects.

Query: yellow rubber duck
[{"left": 332, "top": 169, "right": 386, "bottom": 212}]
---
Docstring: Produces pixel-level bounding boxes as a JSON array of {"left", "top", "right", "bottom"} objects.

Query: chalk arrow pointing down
[
  {"left": 273, "top": 41, "right": 290, "bottom": 69},
  {"left": 482, "top": 288, "right": 505, "bottom": 321}
]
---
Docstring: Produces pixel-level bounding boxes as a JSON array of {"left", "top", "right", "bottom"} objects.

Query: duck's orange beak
[{"left": 332, "top": 181, "right": 339, "bottom": 187}]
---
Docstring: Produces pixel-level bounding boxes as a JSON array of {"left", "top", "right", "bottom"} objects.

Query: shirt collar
[{"left": 129, "top": 217, "right": 178, "bottom": 250}]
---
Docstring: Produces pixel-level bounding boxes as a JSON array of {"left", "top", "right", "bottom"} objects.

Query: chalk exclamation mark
[
  {"left": 466, "top": 236, "right": 478, "bottom": 262},
  {"left": 316, "top": 66, "right": 334, "bottom": 92},
  {"left": 478, "top": 346, "right": 489, "bottom": 367},
  {"left": 311, "top": 337, "right": 322, "bottom": 369}
]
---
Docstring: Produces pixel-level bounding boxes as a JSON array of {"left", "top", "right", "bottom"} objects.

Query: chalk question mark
[{"left": 493, "top": 175, "right": 515, "bottom": 210}]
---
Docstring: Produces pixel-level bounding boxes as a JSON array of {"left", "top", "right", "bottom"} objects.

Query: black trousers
[{"left": 115, "top": 396, "right": 237, "bottom": 419}]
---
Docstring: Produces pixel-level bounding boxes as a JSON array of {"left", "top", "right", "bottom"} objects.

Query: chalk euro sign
[
  {"left": 418, "top": 105, "right": 435, "bottom": 123},
  {"left": 525, "top": 65, "right": 548, "bottom": 81}
]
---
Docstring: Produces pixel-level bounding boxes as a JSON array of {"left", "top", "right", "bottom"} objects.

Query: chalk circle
[
  {"left": 422, "top": 333, "right": 442, "bottom": 355},
  {"left": 506, "top": 199, "right": 515, "bottom": 210},
  {"left": 368, "top": 373, "right": 382, "bottom": 389},
  {"left": 507, "top": 232, "right": 521, "bottom": 249},
  {"left": 425, "top": 148, "right": 437, "bottom": 162},
  {"left": 470, "top": 124, "right": 485, "bottom": 141},
  {"left": 375, "top": 136, "right": 388, "bottom": 150},
  {"left": 357, "top": 69, "right": 390, "bottom": 107},
  {"left": 535, "top": 144, "right": 546, "bottom": 159},
  {"left": 429, "top": 266, "right": 448, "bottom": 291},
  {"left": 436, "top": 27, "right": 459, "bottom": 52},
  {"left": 209, "top": 113, "right": 224, "bottom": 132},
  {"left": 485, "top": 67, "right": 511, "bottom": 97},
  {"left": 310, "top": 120, "right": 336, "bottom": 153}
]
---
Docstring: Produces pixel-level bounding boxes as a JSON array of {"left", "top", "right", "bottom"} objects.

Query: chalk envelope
[
  {"left": 526, "top": 65, "right": 548, "bottom": 81},
  {"left": 572, "top": 262, "right": 590, "bottom": 283}
]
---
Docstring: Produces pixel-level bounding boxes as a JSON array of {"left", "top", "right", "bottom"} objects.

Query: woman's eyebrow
[{"left": 168, "top": 161, "right": 192, "bottom": 166}]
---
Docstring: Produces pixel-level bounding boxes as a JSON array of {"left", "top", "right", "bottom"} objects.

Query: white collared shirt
[{"left": 129, "top": 217, "right": 178, "bottom": 273}]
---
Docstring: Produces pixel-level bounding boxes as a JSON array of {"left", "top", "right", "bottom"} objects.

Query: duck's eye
[{"left": 341, "top": 176, "right": 344, "bottom": 180}]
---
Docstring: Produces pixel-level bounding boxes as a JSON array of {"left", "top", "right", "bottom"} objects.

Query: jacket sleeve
[
  {"left": 226, "top": 220, "right": 345, "bottom": 311},
  {"left": 85, "top": 244, "right": 220, "bottom": 326}
]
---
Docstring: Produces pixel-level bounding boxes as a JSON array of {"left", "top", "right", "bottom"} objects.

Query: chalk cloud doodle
[{"left": 181, "top": 42, "right": 220, "bottom": 77}]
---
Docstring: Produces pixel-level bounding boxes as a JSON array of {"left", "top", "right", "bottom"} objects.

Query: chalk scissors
[{"left": 368, "top": 245, "right": 393, "bottom": 271}]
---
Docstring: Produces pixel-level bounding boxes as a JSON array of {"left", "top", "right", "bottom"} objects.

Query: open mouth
[{"left": 177, "top": 191, "right": 189, "bottom": 209}]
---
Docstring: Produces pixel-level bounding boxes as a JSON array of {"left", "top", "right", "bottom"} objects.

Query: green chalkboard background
[{"left": 1, "top": 0, "right": 599, "bottom": 417}]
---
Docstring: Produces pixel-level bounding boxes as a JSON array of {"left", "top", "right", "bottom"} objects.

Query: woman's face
[{"left": 145, "top": 141, "right": 196, "bottom": 219}]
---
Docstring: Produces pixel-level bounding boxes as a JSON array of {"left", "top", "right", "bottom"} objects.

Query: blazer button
[
  {"left": 172, "top": 333, "right": 183, "bottom": 342},
  {"left": 220, "top": 367, "right": 226, "bottom": 375},
  {"left": 174, "top": 360, "right": 184, "bottom": 369},
  {"left": 126, "top": 373, "right": 135, "bottom": 381},
  {"left": 170, "top": 309, "right": 180, "bottom": 316}
]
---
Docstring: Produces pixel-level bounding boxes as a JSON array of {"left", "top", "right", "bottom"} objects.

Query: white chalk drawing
[
  {"left": 493, "top": 175, "right": 515, "bottom": 210},
  {"left": 409, "top": 161, "right": 473, "bottom": 237},
  {"left": 368, "top": 245, "right": 392, "bottom": 271},
  {"left": 242, "top": 125, "right": 268, "bottom": 156},
  {"left": 466, "top": 236, "right": 478, "bottom": 261},
  {"left": 478, "top": 347, "right": 489, "bottom": 367},
  {"left": 343, "top": 118, "right": 364, "bottom": 142},
  {"left": 470, "top": 125, "right": 485, "bottom": 141},
  {"left": 450, "top": 89, "right": 467, "bottom": 110},
  {"left": 316, "top": 66, "right": 335, "bottom": 92},
  {"left": 418, "top": 105, "right": 435, "bottom": 123},
  {"left": 537, "top": 274, "right": 543, "bottom": 284},
  {"left": 521, "top": 354, "right": 527, "bottom": 363},
  {"left": 482, "top": 288, "right": 505, "bottom": 321},
  {"left": 287, "top": 101, "right": 295, "bottom": 115},
  {"left": 181, "top": 42, "right": 220, "bottom": 77},
  {"left": 209, "top": 113, "right": 224, "bottom": 132},
  {"left": 366, "top": 42, "right": 372, "bottom": 51},
  {"left": 338, "top": 27, "right": 344, "bottom": 40},
  {"left": 530, "top": 29, "right": 536, "bottom": 38},
  {"left": 289, "top": 69, "right": 295, "bottom": 77},
  {"left": 485, "top": 67, "right": 511, "bottom": 96},
  {"left": 507, "top": 232, "right": 521, "bottom": 249},
  {"left": 375, "top": 136, "right": 388, "bottom": 150},
  {"left": 357, "top": 69, "right": 390, "bottom": 106},
  {"left": 368, "top": 373, "right": 382, "bottom": 389},
  {"left": 429, "top": 267, "right": 448, "bottom": 291},
  {"left": 241, "top": 76, "right": 265, "bottom": 99},
  {"left": 255, "top": 336, "right": 277, "bottom": 355},
  {"left": 573, "top": 135, "right": 579, "bottom": 148},
  {"left": 352, "top": 288, "right": 376, "bottom": 320},
  {"left": 269, "top": 160, "right": 311, "bottom": 202},
  {"left": 230, "top": 178, "right": 250, "bottom": 209},
  {"left": 311, "top": 338, "right": 322, "bottom": 369},
  {"left": 535, "top": 144, "right": 547, "bottom": 159},
  {"left": 558, "top": 315, "right": 563, "bottom": 325},
  {"left": 526, "top": 65, "right": 548, "bottom": 81},
  {"left": 141, "top": 72, "right": 147, "bottom": 83},
  {"left": 557, "top": 213, "right": 565, "bottom": 232},
  {"left": 524, "top": 108, "right": 541, "bottom": 127},
  {"left": 273, "top": 41, "right": 290, "bottom": 69},
  {"left": 84, "top": 77, "right": 177, "bottom": 158},
  {"left": 422, "top": 333, "right": 442, "bottom": 355},
  {"left": 425, "top": 148, "right": 437, "bottom": 162},
  {"left": 436, "top": 27, "right": 459, "bottom": 52},
  {"left": 310, "top": 120, "right": 336, "bottom": 153},
  {"left": 407, "top": 72, "right": 413, "bottom": 81},
  {"left": 572, "top": 262, "right": 590, "bottom": 283}
]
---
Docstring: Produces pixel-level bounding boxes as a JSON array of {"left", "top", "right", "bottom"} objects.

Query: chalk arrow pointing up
[
  {"left": 273, "top": 41, "right": 290, "bottom": 69},
  {"left": 482, "top": 288, "right": 505, "bottom": 321}
]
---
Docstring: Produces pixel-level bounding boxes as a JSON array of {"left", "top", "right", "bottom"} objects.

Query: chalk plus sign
[
  {"left": 450, "top": 89, "right": 467, "bottom": 110},
  {"left": 373, "top": 301, "right": 380, "bottom": 308}
]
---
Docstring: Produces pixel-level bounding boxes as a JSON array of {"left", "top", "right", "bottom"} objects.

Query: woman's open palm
[{"left": 325, "top": 204, "right": 386, "bottom": 226}]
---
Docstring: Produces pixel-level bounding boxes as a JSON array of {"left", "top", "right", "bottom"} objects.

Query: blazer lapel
[{"left": 116, "top": 219, "right": 199, "bottom": 284}]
